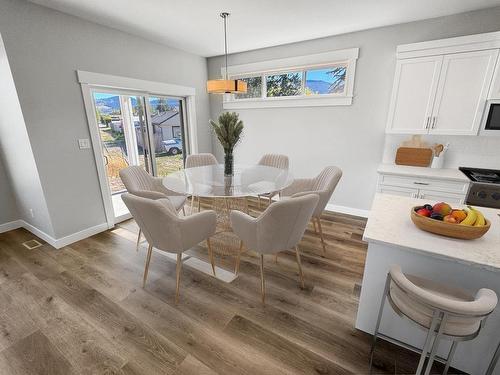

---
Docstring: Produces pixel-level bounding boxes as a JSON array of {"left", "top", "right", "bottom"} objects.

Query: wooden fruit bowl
[{"left": 410, "top": 207, "right": 491, "bottom": 240}]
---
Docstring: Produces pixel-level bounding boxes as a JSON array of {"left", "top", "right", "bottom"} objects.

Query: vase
[{"left": 224, "top": 151, "right": 234, "bottom": 177}]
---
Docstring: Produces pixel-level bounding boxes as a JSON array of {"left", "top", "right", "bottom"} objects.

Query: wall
[
  {"left": 207, "top": 6, "right": 500, "bottom": 213},
  {"left": 0, "top": 34, "right": 54, "bottom": 235},
  {"left": 0, "top": 0, "right": 211, "bottom": 238},
  {"left": 0, "top": 153, "right": 19, "bottom": 226}
]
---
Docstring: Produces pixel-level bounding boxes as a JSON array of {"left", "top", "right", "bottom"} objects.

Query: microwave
[{"left": 480, "top": 99, "right": 500, "bottom": 136}]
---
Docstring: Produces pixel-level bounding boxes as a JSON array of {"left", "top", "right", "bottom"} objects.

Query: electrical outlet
[
  {"left": 78, "top": 138, "right": 91, "bottom": 149},
  {"left": 29, "top": 209, "right": 34, "bottom": 218}
]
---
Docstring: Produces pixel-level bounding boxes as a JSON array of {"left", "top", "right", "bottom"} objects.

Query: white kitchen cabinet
[
  {"left": 429, "top": 50, "right": 499, "bottom": 135},
  {"left": 386, "top": 56, "right": 442, "bottom": 134},
  {"left": 488, "top": 52, "right": 500, "bottom": 99},
  {"left": 386, "top": 36, "right": 499, "bottom": 135},
  {"left": 377, "top": 165, "right": 469, "bottom": 203}
]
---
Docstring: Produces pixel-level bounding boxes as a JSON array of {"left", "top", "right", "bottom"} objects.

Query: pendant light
[{"left": 207, "top": 12, "right": 247, "bottom": 94}]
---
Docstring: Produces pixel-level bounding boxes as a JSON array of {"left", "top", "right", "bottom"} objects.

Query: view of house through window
[{"left": 92, "top": 91, "right": 186, "bottom": 219}]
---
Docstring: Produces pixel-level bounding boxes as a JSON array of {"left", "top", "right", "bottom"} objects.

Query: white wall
[
  {"left": 207, "top": 7, "right": 500, "bottom": 212},
  {"left": 0, "top": 154, "right": 19, "bottom": 226},
  {"left": 0, "top": 0, "right": 211, "bottom": 238},
  {"left": 0, "top": 34, "right": 54, "bottom": 235}
]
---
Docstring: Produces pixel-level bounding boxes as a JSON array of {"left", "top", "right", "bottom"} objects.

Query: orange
[{"left": 451, "top": 209, "right": 467, "bottom": 223}]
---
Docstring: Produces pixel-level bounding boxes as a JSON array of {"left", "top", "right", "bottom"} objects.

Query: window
[{"left": 222, "top": 48, "right": 358, "bottom": 108}]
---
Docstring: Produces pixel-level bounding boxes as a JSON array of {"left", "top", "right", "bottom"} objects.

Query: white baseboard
[
  {"left": 325, "top": 203, "right": 370, "bottom": 218},
  {"left": 1, "top": 220, "right": 108, "bottom": 249},
  {"left": 0, "top": 220, "right": 23, "bottom": 234}
]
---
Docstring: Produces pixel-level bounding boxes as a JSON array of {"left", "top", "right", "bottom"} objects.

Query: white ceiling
[{"left": 30, "top": 0, "right": 500, "bottom": 57}]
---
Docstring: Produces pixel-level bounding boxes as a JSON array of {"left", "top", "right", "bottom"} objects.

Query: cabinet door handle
[
  {"left": 431, "top": 116, "right": 437, "bottom": 129},
  {"left": 413, "top": 182, "right": 430, "bottom": 185},
  {"left": 420, "top": 193, "right": 425, "bottom": 199},
  {"left": 425, "top": 117, "right": 430, "bottom": 129}
]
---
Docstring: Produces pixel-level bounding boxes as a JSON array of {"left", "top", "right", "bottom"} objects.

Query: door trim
[{"left": 78, "top": 71, "right": 198, "bottom": 229}]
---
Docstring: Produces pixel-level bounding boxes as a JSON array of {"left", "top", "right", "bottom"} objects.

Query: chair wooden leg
[
  {"left": 175, "top": 253, "right": 183, "bottom": 304},
  {"left": 190, "top": 196, "right": 195, "bottom": 215},
  {"left": 258, "top": 196, "right": 261, "bottom": 209},
  {"left": 198, "top": 196, "right": 201, "bottom": 212},
  {"left": 316, "top": 217, "right": 327, "bottom": 256},
  {"left": 207, "top": 238, "right": 216, "bottom": 277},
  {"left": 182, "top": 206, "right": 186, "bottom": 216},
  {"left": 136, "top": 228, "right": 142, "bottom": 252},
  {"left": 235, "top": 240, "right": 243, "bottom": 275},
  {"left": 274, "top": 253, "right": 278, "bottom": 263},
  {"left": 259, "top": 254, "right": 265, "bottom": 304},
  {"left": 143, "top": 244, "right": 153, "bottom": 287},
  {"left": 312, "top": 219, "right": 318, "bottom": 233},
  {"left": 295, "top": 246, "right": 305, "bottom": 289}
]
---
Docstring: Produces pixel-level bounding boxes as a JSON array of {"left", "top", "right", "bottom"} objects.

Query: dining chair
[
  {"left": 185, "top": 153, "right": 218, "bottom": 212},
  {"left": 257, "top": 153, "right": 289, "bottom": 208},
  {"left": 230, "top": 194, "right": 319, "bottom": 304},
  {"left": 119, "top": 166, "right": 187, "bottom": 251},
  {"left": 122, "top": 193, "right": 217, "bottom": 303},
  {"left": 370, "top": 265, "right": 497, "bottom": 375},
  {"left": 281, "top": 166, "right": 342, "bottom": 256}
]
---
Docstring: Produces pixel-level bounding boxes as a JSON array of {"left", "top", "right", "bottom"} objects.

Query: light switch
[{"left": 78, "top": 138, "right": 91, "bottom": 149}]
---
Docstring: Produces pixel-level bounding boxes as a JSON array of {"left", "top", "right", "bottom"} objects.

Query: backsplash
[{"left": 382, "top": 135, "right": 500, "bottom": 169}]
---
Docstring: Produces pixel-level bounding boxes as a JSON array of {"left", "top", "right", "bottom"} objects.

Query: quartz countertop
[
  {"left": 377, "top": 164, "right": 469, "bottom": 182},
  {"left": 363, "top": 193, "right": 500, "bottom": 272}
]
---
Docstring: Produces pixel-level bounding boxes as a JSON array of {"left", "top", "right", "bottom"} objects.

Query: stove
[{"left": 459, "top": 167, "right": 500, "bottom": 209}]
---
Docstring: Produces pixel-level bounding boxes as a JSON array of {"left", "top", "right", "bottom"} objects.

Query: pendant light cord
[{"left": 221, "top": 12, "right": 229, "bottom": 80}]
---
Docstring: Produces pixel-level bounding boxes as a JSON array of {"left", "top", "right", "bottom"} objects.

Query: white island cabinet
[{"left": 356, "top": 194, "right": 500, "bottom": 375}]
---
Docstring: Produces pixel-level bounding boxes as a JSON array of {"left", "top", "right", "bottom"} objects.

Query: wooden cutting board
[{"left": 395, "top": 147, "right": 433, "bottom": 167}]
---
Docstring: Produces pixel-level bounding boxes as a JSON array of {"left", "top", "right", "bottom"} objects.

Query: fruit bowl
[{"left": 410, "top": 207, "right": 490, "bottom": 240}]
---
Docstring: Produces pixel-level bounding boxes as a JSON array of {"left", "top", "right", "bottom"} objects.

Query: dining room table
[{"left": 162, "top": 163, "right": 293, "bottom": 281}]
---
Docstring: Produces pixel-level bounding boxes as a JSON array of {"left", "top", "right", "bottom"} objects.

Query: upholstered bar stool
[
  {"left": 185, "top": 153, "right": 218, "bottom": 212},
  {"left": 370, "top": 265, "right": 497, "bottom": 375}
]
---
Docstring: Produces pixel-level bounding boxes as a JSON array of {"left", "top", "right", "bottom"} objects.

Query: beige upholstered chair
[
  {"left": 122, "top": 193, "right": 217, "bottom": 303},
  {"left": 185, "top": 153, "right": 218, "bottom": 212},
  {"left": 230, "top": 194, "right": 319, "bottom": 304},
  {"left": 120, "top": 166, "right": 187, "bottom": 251},
  {"left": 370, "top": 265, "right": 497, "bottom": 375},
  {"left": 281, "top": 166, "right": 342, "bottom": 255},
  {"left": 257, "top": 154, "right": 289, "bottom": 208}
]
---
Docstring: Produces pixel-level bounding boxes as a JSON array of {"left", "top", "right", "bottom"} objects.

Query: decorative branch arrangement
[{"left": 210, "top": 112, "right": 244, "bottom": 176}]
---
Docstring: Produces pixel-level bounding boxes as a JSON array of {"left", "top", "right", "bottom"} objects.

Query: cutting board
[{"left": 395, "top": 147, "right": 433, "bottom": 167}]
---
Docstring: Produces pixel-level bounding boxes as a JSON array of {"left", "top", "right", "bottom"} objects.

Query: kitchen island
[{"left": 356, "top": 193, "right": 500, "bottom": 375}]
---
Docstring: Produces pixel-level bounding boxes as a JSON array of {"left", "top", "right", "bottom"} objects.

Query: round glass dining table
[
  {"left": 162, "top": 164, "right": 293, "bottom": 198},
  {"left": 162, "top": 164, "right": 293, "bottom": 258}
]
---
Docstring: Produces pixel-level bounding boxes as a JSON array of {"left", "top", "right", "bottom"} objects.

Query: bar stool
[
  {"left": 486, "top": 340, "right": 500, "bottom": 375},
  {"left": 370, "top": 265, "right": 497, "bottom": 375}
]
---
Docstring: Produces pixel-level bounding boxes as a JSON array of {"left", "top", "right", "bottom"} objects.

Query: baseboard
[
  {"left": 51, "top": 222, "right": 109, "bottom": 249},
  {"left": 325, "top": 203, "right": 370, "bottom": 218},
  {"left": 0, "top": 220, "right": 23, "bottom": 234},
  {"left": 5, "top": 220, "right": 108, "bottom": 249}
]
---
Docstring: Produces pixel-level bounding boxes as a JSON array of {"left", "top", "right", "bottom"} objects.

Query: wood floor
[{"left": 0, "top": 197, "right": 462, "bottom": 374}]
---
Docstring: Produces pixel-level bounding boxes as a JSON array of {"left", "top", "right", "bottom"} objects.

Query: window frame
[{"left": 222, "top": 48, "right": 358, "bottom": 109}]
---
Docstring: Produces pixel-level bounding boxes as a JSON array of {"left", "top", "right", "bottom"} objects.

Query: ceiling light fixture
[{"left": 207, "top": 12, "right": 247, "bottom": 94}]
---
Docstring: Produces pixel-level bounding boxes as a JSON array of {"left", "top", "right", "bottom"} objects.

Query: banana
[
  {"left": 470, "top": 206, "right": 486, "bottom": 227},
  {"left": 460, "top": 208, "right": 477, "bottom": 226}
]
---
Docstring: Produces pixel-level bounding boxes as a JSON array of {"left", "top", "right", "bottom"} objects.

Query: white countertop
[
  {"left": 377, "top": 164, "right": 469, "bottom": 182},
  {"left": 363, "top": 193, "right": 500, "bottom": 272}
]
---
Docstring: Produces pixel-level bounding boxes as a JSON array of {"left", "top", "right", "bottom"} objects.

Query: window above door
[{"left": 222, "top": 48, "right": 358, "bottom": 109}]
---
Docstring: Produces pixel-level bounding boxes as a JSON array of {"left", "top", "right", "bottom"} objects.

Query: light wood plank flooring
[{"left": 0, "top": 197, "right": 463, "bottom": 374}]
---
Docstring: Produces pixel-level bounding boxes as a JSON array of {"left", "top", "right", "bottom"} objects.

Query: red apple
[
  {"left": 416, "top": 208, "right": 431, "bottom": 217},
  {"left": 432, "top": 202, "right": 452, "bottom": 216}
]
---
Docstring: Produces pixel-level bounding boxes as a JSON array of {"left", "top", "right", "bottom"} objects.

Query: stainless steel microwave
[{"left": 481, "top": 99, "right": 500, "bottom": 135}]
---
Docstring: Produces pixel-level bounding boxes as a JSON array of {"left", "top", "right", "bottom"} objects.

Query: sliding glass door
[{"left": 91, "top": 90, "right": 187, "bottom": 221}]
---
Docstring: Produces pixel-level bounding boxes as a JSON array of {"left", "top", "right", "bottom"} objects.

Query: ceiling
[{"left": 30, "top": 0, "right": 500, "bottom": 57}]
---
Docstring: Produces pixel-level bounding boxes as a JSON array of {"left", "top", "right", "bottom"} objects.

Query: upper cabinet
[{"left": 386, "top": 32, "right": 500, "bottom": 135}]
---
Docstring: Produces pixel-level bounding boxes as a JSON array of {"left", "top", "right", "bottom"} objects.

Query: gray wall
[
  {"left": 0, "top": 0, "right": 211, "bottom": 237},
  {"left": 208, "top": 7, "right": 500, "bottom": 212},
  {"left": 0, "top": 34, "right": 54, "bottom": 234},
  {"left": 0, "top": 153, "right": 19, "bottom": 225}
]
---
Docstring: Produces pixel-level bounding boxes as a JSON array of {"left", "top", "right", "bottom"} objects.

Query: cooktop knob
[
  {"left": 477, "top": 191, "right": 488, "bottom": 199},
  {"left": 492, "top": 192, "right": 500, "bottom": 201}
]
